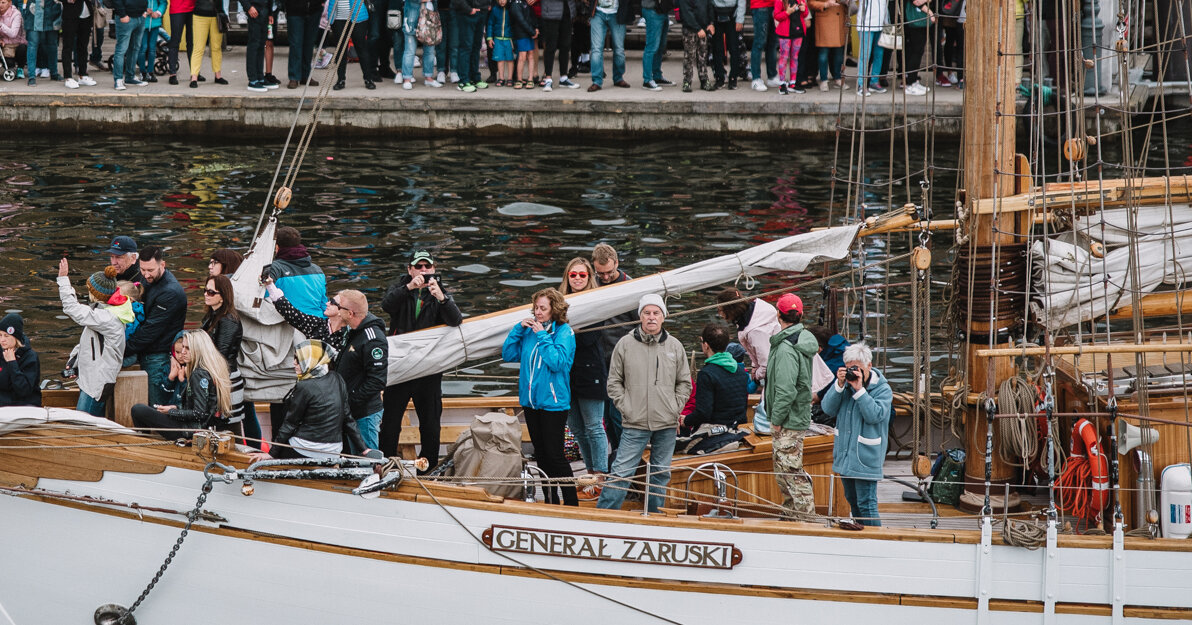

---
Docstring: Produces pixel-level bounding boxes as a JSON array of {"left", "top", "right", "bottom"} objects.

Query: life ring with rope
[{"left": 1057, "top": 418, "right": 1110, "bottom": 519}]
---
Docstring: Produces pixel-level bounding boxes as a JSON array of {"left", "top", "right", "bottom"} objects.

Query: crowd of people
[
  {"left": 0, "top": 231, "right": 897, "bottom": 524},
  {"left": 2, "top": 0, "right": 981, "bottom": 96}
]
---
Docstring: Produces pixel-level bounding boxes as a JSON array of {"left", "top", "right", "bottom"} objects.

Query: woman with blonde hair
[
  {"left": 131, "top": 330, "right": 234, "bottom": 437},
  {"left": 502, "top": 287, "right": 578, "bottom": 506},
  {"left": 558, "top": 257, "right": 608, "bottom": 499}
]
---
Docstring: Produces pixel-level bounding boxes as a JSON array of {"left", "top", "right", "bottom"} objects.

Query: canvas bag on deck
[
  {"left": 415, "top": 1, "right": 442, "bottom": 46},
  {"left": 437, "top": 412, "right": 523, "bottom": 498},
  {"left": 928, "top": 448, "right": 966, "bottom": 506}
]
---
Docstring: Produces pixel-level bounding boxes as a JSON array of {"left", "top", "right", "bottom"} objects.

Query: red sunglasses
[{"left": 569, "top": 271, "right": 588, "bottom": 279}]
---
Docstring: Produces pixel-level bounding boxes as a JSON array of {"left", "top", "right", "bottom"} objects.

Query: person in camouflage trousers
[
  {"left": 764, "top": 293, "right": 819, "bottom": 519},
  {"left": 678, "top": 0, "right": 714, "bottom": 91}
]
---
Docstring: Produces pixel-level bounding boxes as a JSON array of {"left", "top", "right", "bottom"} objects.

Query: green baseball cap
[{"left": 410, "top": 250, "right": 434, "bottom": 266}]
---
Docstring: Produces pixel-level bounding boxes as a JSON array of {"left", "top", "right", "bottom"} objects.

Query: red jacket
[
  {"left": 169, "top": 0, "right": 196, "bottom": 14},
  {"left": 771, "top": 0, "right": 805, "bottom": 37}
]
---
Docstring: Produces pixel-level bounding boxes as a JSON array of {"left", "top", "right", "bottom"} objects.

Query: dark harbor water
[{"left": 3, "top": 131, "right": 1186, "bottom": 397}]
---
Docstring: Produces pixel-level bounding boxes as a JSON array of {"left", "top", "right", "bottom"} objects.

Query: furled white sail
[
  {"left": 233, "top": 221, "right": 860, "bottom": 396},
  {"left": 1030, "top": 205, "right": 1192, "bottom": 330}
]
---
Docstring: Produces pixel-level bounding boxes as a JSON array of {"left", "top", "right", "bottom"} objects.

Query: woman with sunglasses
[
  {"left": 131, "top": 330, "right": 234, "bottom": 437},
  {"left": 558, "top": 257, "right": 608, "bottom": 500},
  {"left": 502, "top": 287, "right": 578, "bottom": 506},
  {"left": 202, "top": 274, "right": 252, "bottom": 437}
]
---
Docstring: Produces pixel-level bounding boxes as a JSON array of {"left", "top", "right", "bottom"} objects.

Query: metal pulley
[
  {"left": 273, "top": 186, "right": 293, "bottom": 209},
  {"left": 912, "top": 246, "right": 932, "bottom": 271}
]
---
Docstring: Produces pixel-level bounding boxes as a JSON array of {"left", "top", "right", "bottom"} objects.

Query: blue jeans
[
  {"left": 77, "top": 391, "right": 107, "bottom": 418},
  {"left": 454, "top": 10, "right": 484, "bottom": 83},
  {"left": 596, "top": 426, "right": 676, "bottom": 512},
  {"left": 140, "top": 351, "right": 173, "bottom": 406},
  {"left": 357, "top": 409, "right": 383, "bottom": 450},
  {"left": 749, "top": 7, "right": 777, "bottom": 81},
  {"left": 641, "top": 7, "right": 667, "bottom": 83},
  {"left": 437, "top": 7, "right": 455, "bottom": 75},
  {"left": 568, "top": 398, "right": 609, "bottom": 474},
  {"left": 588, "top": 11, "right": 625, "bottom": 86},
  {"left": 27, "top": 30, "right": 61, "bottom": 80},
  {"left": 114, "top": 16, "right": 146, "bottom": 83},
  {"left": 402, "top": 0, "right": 435, "bottom": 78},
  {"left": 392, "top": 21, "right": 406, "bottom": 75},
  {"left": 857, "top": 30, "right": 884, "bottom": 89},
  {"left": 817, "top": 45, "right": 843, "bottom": 80},
  {"left": 137, "top": 26, "right": 160, "bottom": 76},
  {"left": 842, "top": 477, "right": 881, "bottom": 526},
  {"left": 287, "top": 14, "right": 321, "bottom": 82}
]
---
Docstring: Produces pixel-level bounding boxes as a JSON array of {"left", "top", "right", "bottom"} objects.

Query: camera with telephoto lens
[{"left": 845, "top": 366, "right": 860, "bottom": 382}]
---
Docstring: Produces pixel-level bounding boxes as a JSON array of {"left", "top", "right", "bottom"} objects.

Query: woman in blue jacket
[
  {"left": 821, "top": 342, "right": 892, "bottom": 526},
  {"left": 502, "top": 287, "right": 577, "bottom": 506}
]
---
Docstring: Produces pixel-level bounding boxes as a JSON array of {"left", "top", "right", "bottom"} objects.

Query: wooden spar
[
  {"left": 958, "top": 0, "right": 1022, "bottom": 513},
  {"left": 1108, "top": 290, "right": 1192, "bottom": 320},
  {"left": 971, "top": 175, "right": 1192, "bottom": 215},
  {"left": 976, "top": 343, "right": 1192, "bottom": 357}
]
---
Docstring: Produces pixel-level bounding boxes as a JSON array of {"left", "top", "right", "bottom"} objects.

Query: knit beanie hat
[
  {"left": 0, "top": 313, "right": 26, "bottom": 345},
  {"left": 637, "top": 294, "right": 668, "bottom": 317},
  {"left": 88, "top": 266, "right": 119, "bottom": 302}
]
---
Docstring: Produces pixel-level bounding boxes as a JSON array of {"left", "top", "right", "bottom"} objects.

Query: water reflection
[{"left": 0, "top": 137, "right": 964, "bottom": 395}]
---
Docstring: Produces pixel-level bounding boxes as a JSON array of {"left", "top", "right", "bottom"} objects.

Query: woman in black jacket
[
  {"left": 131, "top": 331, "right": 234, "bottom": 437},
  {"left": 255, "top": 339, "right": 362, "bottom": 460},
  {"left": 202, "top": 275, "right": 253, "bottom": 434},
  {"left": 558, "top": 257, "right": 608, "bottom": 500},
  {"left": 0, "top": 313, "right": 41, "bottom": 408}
]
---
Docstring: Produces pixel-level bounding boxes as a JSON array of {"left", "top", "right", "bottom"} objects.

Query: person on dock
[
  {"left": 130, "top": 330, "right": 234, "bottom": 437},
  {"left": 56, "top": 260, "right": 129, "bottom": 417},
  {"left": 284, "top": 0, "right": 323, "bottom": 89},
  {"left": 379, "top": 250, "right": 463, "bottom": 469},
  {"left": 502, "top": 287, "right": 578, "bottom": 506},
  {"left": 0, "top": 313, "right": 40, "bottom": 408},
  {"left": 585, "top": 0, "right": 632, "bottom": 92},
  {"left": 597, "top": 294, "right": 690, "bottom": 513},
  {"left": 821, "top": 342, "right": 891, "bottom": 526},
  {"left": 677, "top": 0, "right": 713, "bottom": 92},
  {"left": 539, "top": 0, "right": 579, "bottom": 90},
  {"left": 708, "top": 0, "right": 744, "bottom": 90},
  {"left": 325, "top": 0, "right": 376, "bottom": 91},
  {"left": 111, "top": 0, "right": 149, "bottom": 89},
  {"left": 244, "top": 0, "right": 271, "bottom": 91},
  {"left": 765, "top": 292, "right": 818, "bottom": 519},
  {"left": 61, "top": 0, "right": 98, "bottom": 88},
  {"left": 208, "top": 248, "right": 244, "bottom": 277},
  {"left": 807, "top": 0, "right": 845, "bottom": 91},
  {"left": 269, "top": 226, "right": 328, "bottom": 318},
  {"left": 0, "top": 0, "right": 25, "bottom": 79},
  {"left": 681, "top": 323, "right": 748, "bottom": 434},
  {"left": 748, "top": 0, "right": 779, "bottom": 91},
  {"left": 772, "top": 0, "right": 806, "bottom": 94},
  {"left": 592, "top": 243, "right": 636, "bottom": 460},
  {"left": 164, "top": 0, "right": 194, "bottom": 85},
  {"left": 134, "top": 0, "right": 165, "bottom": 83},
  {"left": 559, "top": 257, "right": 609, "bottom": 500},
  {"left": 107, "top": 236, "right": 142, "bottom": 283},
  {"left": 331, "top": 290, "right": 388, "bottom": 452},
  {"left": 452, "top": 0, "right": 489, "bottom": 92},
  {"left": 21, "top": 0, "right": 59, "bottom": 86},
  {"left": 127, "top": 245, "right": 187, "bottom": 407},
  {"left": 188, "top": 0, "right": 229, "bottom": 89},
  {"left": 639, "top": 0, "right": 672, "bottom": 90}
]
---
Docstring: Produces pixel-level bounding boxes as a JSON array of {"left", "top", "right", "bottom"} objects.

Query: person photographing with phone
[
  {"left": 378, "top": 250, "right": 463, "bottom": 470},
  {"left": 821, "top": 342, "right": 892, "bottom": 526}
]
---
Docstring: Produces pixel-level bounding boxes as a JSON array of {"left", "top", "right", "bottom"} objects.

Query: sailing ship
[{"left": 3, "top": 1, "right": 1192, "bottom": 624}]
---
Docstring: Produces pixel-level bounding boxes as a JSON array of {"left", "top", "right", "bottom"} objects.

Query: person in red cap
[{"left": 764, "top": 292, "right": 820, "bottom": 519}]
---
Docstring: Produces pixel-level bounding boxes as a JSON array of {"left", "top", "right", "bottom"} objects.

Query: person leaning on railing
[{"left": 820, "top": 341, "right": 892, "bottom": 526}]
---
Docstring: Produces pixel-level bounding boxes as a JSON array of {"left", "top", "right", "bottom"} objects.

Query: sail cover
[
  {"left": 234, "top": 222, "right": 860, "bottom": 395},
  {"left": 1031, "top": 205, "right": 1192, "bottom": 330}
]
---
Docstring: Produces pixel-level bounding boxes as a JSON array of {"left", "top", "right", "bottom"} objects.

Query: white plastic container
[{"left": 1160, "top": 463, "right": 1192, "bottom": 539}]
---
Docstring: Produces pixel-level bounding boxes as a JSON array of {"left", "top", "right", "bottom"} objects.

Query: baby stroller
[
  {"left": 151, "top": 27, "right": 171, "bottom": 75},
  {"left": 1, "top": 47, "right": 18, "bottom": 81}
]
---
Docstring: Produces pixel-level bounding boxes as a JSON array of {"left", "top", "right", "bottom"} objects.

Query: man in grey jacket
[{"left": 596, "top": 294, "right": 691, "bottom": 512}]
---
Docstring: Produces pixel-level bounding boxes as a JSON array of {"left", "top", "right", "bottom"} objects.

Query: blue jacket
[
  {"left": 324, "top": 0, "right": 368, "bottom": 23},
  {"left": 487, "top": 4, "right": 511, "bottom": 39},
  {"left": 822, "top": 368, "right": 893, "bottom": 480},
  {"left": 21, "top": 0, "right": 61, "bottom": 31},
  {"left": 502, "top": 320, "right": 575, "bottom": 412},
  {"left": 271, "top": 255, "right": 328, "bottom": 319}
]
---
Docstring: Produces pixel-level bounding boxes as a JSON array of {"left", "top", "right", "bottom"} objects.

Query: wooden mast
[{"left": 959, "top": 0, "right": 1025, "bottom": 512}]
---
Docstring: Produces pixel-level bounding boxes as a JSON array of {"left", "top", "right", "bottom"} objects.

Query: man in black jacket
[
  {"left": 681, "top": 323, "right": 749, "bottom": 433},
  {"left": 592, "top": 242, "right": 636, "bottom": 454},
  {"left": 107, "top": 235, "right": 143, "bottom": 283},
  {"left": 127, "top": 246, "right": 187, "bottom": 406},
  {"left": 331, "top": 289, "right": 389, "bottom": 453},
  {"left": 378, "top": 250, "right": 463, "bottom": 469}
]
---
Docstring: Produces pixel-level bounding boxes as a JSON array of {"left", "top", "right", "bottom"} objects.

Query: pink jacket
[
  {"left": 169, "top": 0, "right": 195, "bottom": 14},
  {"left": 772, "top": 0, "right": 806, "bottom": 38},
  {"left": 0, "top": 4, "right": 25, "bottom": 45},
  {"left": 740, "top": 299, "right": 782, "bottom": 381}
]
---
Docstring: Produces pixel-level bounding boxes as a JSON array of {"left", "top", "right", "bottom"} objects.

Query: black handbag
[{"left": 217, "top": 11, "right": 230, "bottom": 32}]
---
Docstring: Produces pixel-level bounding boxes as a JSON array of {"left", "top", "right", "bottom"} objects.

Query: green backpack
[{"left": 928, "top": 448, "right": 966, "bottom": 506}]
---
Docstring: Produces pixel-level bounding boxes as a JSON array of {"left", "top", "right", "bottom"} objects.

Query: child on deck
[
  {"left": 137, "top": 0, "right": 167, "bottom": 81},
  {"left": 487, "top": 0, "right": 514, "bottom": 85},
  {"left": 508, "top": 0, "right": 536, "bottom": 88},
  {"left": 772, "top": 0, "right": 806, "bottom": 94}
]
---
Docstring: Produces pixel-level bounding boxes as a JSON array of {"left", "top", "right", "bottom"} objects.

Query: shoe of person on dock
[
  {"left": 643, "top": 80, "right": 661, "bottom": 91},
  {"left": 751, "top": 78, "right": 766, "bottom": 91},
  {"left": 247, "top": 80, "right": 268, "bottom": 92}
]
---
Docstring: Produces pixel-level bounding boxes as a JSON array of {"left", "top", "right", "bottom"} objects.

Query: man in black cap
[
  {"left": 108, "top": 236, "right": 143, "bottom": 283},
  {"left": 378, "top": 250, "right": 464, "bottom": 470}
]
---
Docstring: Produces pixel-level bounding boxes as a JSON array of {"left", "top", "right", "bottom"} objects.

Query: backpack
[
  {"left": 928, "top": 448, "right": 966, "bottom": 506},
  {"left": 416, "top": 2, "right": 443, "bottom": 46}
]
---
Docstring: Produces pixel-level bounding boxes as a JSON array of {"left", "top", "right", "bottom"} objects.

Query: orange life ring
[{"left": 1058, "top": 418, "right": 1111, "bottom": 518}]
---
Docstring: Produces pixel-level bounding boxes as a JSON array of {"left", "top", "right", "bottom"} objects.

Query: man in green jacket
[{"left": 764, "top": 293, "right": 819, "bottom": 519}]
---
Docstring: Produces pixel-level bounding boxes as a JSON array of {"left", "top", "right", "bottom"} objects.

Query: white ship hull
[{"left": 2, "top": 462, "right": 1189, "bottom": 625}]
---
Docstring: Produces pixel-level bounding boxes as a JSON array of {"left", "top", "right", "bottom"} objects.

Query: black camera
[
  {"left": 259, "top": 263, "right": 273, "bottom": 285},
  {"left": 845, "top": 366, "right": 861, "bottom": 382}
]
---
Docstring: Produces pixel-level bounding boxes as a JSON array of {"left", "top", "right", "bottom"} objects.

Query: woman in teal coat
[{"left": 821, "top": 342, "right": 892, "bottom": 526}]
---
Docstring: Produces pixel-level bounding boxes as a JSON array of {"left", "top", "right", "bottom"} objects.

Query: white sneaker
[
  {"left": 394, "top": 72, "right": 403, "bottom": 84},
  {"left": 856, "top": 88, "right": 869, "bottom": 97},
  {"left": 65, "top": 77, "right": 79, "bottom": 89},
  {"left": 542, "top": 77, "right": 552, "bottom": 91},
  {"left": 413, "top": 56, "right": 421, "bottom": 67},
  {"left": 579, "top": 53, "right": 590, "bottom": 63},
  {"left": 402, "top": 80, "right": 413, "bottom": 90},
  {"left": 425, "top": 78, "right": 442, "bottom": 87},
  {"left": 38, "top": 68, "right": 49, "bottom": 78},
  {"left": 642, "top": 80, "right": 661, "bottom": 91},
  {"left": 559, "top": 77, "right": 580, "bottom": 89},
  {"left": 79, "top": 75, "right": 97, "bottom": 86},
  {"left": 449, "top": 71, "right": 460, "bottom": 83},
  {"left": 751, "top": 78, "right": 767, "bottom": 91},
  {"left": 115, "top": 79, "right": 126, "bottom": 90},
  {"left": 907, "top": 82, "right": 929, "bottom": 95},
  {"left": 237, "top": 10, "right": 248, "bottom": 24},
  {"left": 437, "top": 71, "right": 446, "bottom": 83},
  {"left": 764, "top": 78, "right": 780, "bottom": 88}
]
